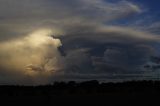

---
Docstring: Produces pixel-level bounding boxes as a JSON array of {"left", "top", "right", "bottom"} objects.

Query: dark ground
[{"left": 0, "top": 80, "right": 160, "bottom": 106}]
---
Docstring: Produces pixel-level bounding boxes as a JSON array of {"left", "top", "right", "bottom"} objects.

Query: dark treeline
[
  {"left": 0, "top": 80, "right": 160, "bottom": 96},
  {"left": 0, "top": 80, "right": 160, "bottom": 105}
]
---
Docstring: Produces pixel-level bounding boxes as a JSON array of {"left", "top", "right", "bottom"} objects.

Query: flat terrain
[{"left": 0, "top": 80, "right": 160, "bottom": 106}]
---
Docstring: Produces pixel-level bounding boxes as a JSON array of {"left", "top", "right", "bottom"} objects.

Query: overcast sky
[{"left": 0, "top": 0, "right": 160, "bottom": 85}]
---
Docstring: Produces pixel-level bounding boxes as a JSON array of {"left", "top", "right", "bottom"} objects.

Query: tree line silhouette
[
  {"left": 0, "top": 80, "right": 160, "bottom": 105},
  {"left": 0, "top": 80, "right": 160, "bottom": 96}
]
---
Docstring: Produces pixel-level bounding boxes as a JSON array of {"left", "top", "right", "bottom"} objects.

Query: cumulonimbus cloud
[{"left": 0, "top": 0, "right": 159, "bottom": 85}]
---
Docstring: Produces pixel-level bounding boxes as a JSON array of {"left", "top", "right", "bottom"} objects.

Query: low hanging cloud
[{"left": 0, "top": 0, "right": 159, "bottom": 85}]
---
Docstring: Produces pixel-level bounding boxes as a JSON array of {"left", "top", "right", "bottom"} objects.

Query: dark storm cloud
[
  {"left": 57, "top": 31, "right": 156, "bottom": 76},
  {"left": 0, "top": 0, "right": 159, "bottom": 84}
]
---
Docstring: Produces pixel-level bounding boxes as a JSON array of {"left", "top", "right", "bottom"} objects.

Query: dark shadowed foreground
[{"left": 0, "top": 80, "right": 160, "bottom": 106}]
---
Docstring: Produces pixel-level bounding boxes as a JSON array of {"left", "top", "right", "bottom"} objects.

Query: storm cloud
[{"left": 0, "top": 0, "right": 159, "bottom": 85}]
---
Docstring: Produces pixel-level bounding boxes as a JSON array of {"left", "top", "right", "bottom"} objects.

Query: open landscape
[
  {"left": 0, "top": 80, "right": 160, "bottom": 105},
  {"left": 0, "top": 0, "right": 160, "bottom": 105}
]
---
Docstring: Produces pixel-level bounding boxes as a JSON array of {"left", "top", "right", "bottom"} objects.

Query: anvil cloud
[{"left": 0, "top": 0, "right": 159, "bottom": 85}]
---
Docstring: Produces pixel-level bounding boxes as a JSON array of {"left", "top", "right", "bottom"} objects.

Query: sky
[{"left": 0, "top": 0, "right": 160, "bottom": 85}]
